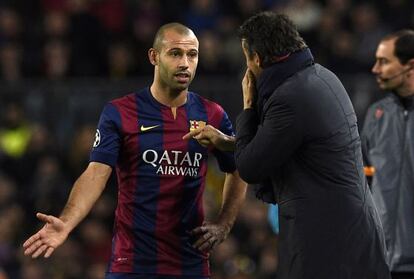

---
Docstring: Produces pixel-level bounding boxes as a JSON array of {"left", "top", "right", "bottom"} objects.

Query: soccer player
[{"left": 23, "top": 23, "right": 247, "bottom": 279}]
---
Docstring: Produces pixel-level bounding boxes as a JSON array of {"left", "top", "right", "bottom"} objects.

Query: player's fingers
[
  {"left": 193, "top": 231, "right": 212, "bottom": 248},
  {"left": 190, "top": 226, "right": 207, "bottom": 235},
  {"left": 198, "top": 238, "right": 216, "bottom": 252},
  {"left": 24, "top": 239, "right": 44, "bottom": 255},
  {"left": 193, "top": 236, "right": 210, "bottom": 249},
  {"left": 44, "top": 247, "right": 55, "bottom": 258},
  {"left": 23, "top": 233, "right": 40, "bottom": 248},
  {"left": 32, "top": 244, "right": 48, "bottom": 258}
]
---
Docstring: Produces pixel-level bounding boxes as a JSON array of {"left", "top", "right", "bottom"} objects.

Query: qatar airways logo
[{"left": 142, "top": 149, "right": 203, "bottom": 177}]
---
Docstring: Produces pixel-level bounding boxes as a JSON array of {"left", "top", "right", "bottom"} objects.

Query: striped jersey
[{"left": 90, "top": 88, "right": 236, "bottom": 277}]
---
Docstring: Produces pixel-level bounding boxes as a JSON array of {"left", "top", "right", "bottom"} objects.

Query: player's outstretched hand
[
  {"left": 23, "top": 213, "right": 69, "bottom": 258},
  {"left": 191, "top": 221, "right": 230, "bottom": 253},
  {"left": 183, "top": 125, "right": 235, "bottom": 151}
]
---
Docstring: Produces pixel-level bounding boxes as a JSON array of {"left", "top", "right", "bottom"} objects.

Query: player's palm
[{"left": 23, "top": 213, "right": 69, "bottom": 258}]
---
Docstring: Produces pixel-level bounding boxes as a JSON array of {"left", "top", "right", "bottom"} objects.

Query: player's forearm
[
  {"left": 59, "top": 162, "right": 112, "bottom": 232},
  {"left": 217, "top": 171, "right": 247, "bottom": 232}
]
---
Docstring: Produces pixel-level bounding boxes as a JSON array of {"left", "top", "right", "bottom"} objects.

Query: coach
[{"left": 235, "top": 12, "right": 390, "bottom": 279}]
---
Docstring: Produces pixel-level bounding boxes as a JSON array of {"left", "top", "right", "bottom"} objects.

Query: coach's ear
[{"left": 148, "top": 48, "right": 158, "bottom": 66}]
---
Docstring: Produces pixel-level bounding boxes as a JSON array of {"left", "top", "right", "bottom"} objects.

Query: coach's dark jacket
[{"left": 235, "top": 49, "right": 390, "bottom": 279}]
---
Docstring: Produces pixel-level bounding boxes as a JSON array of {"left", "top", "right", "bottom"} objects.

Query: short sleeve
[{"left": 89, "top": 103, "right": 122, "bottom": 167}]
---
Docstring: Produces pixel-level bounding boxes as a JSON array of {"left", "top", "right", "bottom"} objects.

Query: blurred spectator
[
  {"left": 68, "top": 0, "right": 106, "bottom": 76},
  {"left": 0, "top": 268, "right": 8, "bottom": 279},
  {"left": 328, "top": 30, "right": 358, "bottom": 74},
  {"left": 379, "top": 0, "right": 414, "bottom": 30},
  {"left": 131, "top": 0, "right": 162, "bottom": 74},
  {"left": 280, "top": 0, "right": 322, "bottom": 33},
  {"left": 197, "top": 30, "right": 231, "bottom": 75},
  {"left": 0, "top": 100, "right": 31, "bottom": 159},
  {"left": 66, "top": 124, "right": 95, "bottom": 179},
  {"left": 19, "top": 260, "right": 47, "bottom": 279},
  {"left": 236, "top": 0, "right": 262, "bottom": 20},
  {"left": 0, "top": 42, "right": 23, "bottom": 82},
  {"left": 91, "top": 0, "right": 127, "bottom": 35},
  {"left": 43, "top": 11, "right": 70, "bottom": 39},
  {"left": 107, "top": 41, "right": 136, "bottom": 79},
  {"left": 79, "top": 219, "right": 112, "bottom": 265},
  {"left": 43, "top": 39, "right": 71, "bottom": 79},
  {"left": 324, "top": 0, "right": 351, "bottom": 17},
  {"left": 28, "top": 154, "right": 70, "bottom": 214},
  {"left": 351, "top": 2, "right": 389, "bottom": 72},
  {"left": 0, "top": 7, "right": 22, "bottom": 43},
  {"left": 185, "top": 0, "right": 220, "bottom": 33}
]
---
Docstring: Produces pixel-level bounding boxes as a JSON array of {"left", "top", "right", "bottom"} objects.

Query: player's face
[
  {"left": 372, "top": 39, "right": 406, "bottom": 91},
  {"left": 156, "top": 31, "right": 199, "bottom": 92}
]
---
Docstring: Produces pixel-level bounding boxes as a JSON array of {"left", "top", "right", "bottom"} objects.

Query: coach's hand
[
  {"left": 23, "top": 213, "right": 70, "bottom": 258},
  {"left": 242, "top": 68, "right": 257, "bottom": 109},
  {"left": 191, "top": 221, "right": 230, "bottom": 253}
]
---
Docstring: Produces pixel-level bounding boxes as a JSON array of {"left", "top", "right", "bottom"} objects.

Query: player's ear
[{"left": 148, "top": 48, "right": 158, "bottom": 66}]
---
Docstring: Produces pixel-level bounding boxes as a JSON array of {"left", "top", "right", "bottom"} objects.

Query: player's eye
[
  {"left": 170, "top": 50, "right": 181, "bottom": 57},
  {"left": 188, "top": 51, "right": 198, "bottom": 58}
]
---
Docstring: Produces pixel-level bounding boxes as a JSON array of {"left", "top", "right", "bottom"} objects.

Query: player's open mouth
[{"left": 175, "top": 72, "right": 190, "bottom": 83}]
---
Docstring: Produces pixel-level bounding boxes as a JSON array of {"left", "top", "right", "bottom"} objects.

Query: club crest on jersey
[{"left": 189, "top": 120, "right": 206, "bottom": 131}]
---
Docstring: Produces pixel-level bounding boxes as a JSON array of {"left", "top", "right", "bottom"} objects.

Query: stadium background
[{"left": 0, "top": 0, "right": 413, "bottom": 278}]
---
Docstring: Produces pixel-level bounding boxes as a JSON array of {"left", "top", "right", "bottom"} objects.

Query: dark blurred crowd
[
  {"left": 0, "top": 0, "right": 414, "bottom": 278},
  {"left": 0, "top": 0, "right": 412, "bottom": 82}
]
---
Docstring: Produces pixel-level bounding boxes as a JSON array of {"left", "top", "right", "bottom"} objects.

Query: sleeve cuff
[
  {"left": 236, "top": 108, "right": 259, "bottom": 139},
  {"left": 90, "top": 151, "right": 117, "bottom": 167}
]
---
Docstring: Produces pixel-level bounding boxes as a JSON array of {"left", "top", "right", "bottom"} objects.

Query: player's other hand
[
  {"left": 191, "top": 221, "right": 230, "bottom": 253},
  {"left": 23, "top": 213, "right": 69, "bottom": 258},
  {"left": 183, "top": 125, "right": 235, "bottom": 151}
]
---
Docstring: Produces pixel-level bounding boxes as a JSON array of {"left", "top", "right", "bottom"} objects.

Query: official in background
[{"left": 362, "top": 29, "right": 414, "bottom": 279}]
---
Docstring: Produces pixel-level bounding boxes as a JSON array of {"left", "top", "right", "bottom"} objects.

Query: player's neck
[{"left": 150, "top": 84, "right": 188, "bottom": 107}]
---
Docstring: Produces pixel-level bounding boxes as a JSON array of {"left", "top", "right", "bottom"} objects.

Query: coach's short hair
[{"left": 237, "top": 12, "right": 307, "bottom": 67}]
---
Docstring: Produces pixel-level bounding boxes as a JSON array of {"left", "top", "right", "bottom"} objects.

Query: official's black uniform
[{"left": 235, "top": 49, "right": 390, "bottom": 279}]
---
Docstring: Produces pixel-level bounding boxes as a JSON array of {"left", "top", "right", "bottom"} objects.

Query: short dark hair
[
  {"left": 153, "top": 23, "right": 194, "bottom": 51},
  {"left": 382, "top": 29, "right": 414, "bottom": 64},
  {"left": 237, "top": 12, "right": 307, "bottom": 67}
]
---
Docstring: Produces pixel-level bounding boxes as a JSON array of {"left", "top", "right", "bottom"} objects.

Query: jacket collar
[
  {"left": 390, "top": 92, "right": 414, "bottom": 110},
  {"left": 256, "top": 48, "right": 314, "bottom": 112}
]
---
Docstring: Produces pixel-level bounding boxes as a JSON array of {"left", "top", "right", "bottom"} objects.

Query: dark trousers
[{"left": 392, "top": 273, "right": 414, "bottom": 279}]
